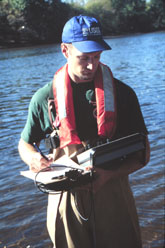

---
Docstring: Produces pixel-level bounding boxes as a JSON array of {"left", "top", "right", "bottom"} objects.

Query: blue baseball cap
[{"left": 62, "top": 15, "right": 111, "bottom": 53}]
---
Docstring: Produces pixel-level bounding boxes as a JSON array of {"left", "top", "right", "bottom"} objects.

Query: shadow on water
[{"left": 0, "top": 32, "right": 164, "bottom": 247}]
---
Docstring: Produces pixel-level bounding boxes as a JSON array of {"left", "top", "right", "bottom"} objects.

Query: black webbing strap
[{"left": 48, "top": 81, "right": 56, "bottom": 129}]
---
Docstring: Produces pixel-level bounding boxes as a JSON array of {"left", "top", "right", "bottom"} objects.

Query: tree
[
  {"left": 24, "top": 0, "right": 83, "bottom": 43},
  {"left": 8, "top": 0, "right": 26, "bottom": 11},
  {"left": 148, "top": 0, "right": 165, "bottom": 29},
  {"left": 0, "top": 0, "right": 26, "bottom": 45}
]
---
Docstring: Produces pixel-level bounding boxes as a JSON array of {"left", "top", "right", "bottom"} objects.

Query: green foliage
[
  {"left": 85, "top": 0, "right": 165, "bottom": 34},
  {"left": 8, "top": 0, "right": 26, "bottom": 11},
  {"left": 0, "top": 0, "right": 84, "bottom": 46},
  {"left": 23, "top": 0, "right": 76, "bottom": 43},
  {"left": 0, "top": 0, "right": 164, "bottom": 47},
  {"left": 148, "top": 0, "right": 165, "bottom": 29}
]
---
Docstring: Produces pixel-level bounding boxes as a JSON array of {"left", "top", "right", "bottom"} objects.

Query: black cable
[
  {"left": 74, "top": 181, "right": 93, "bottom": 221},
  {"left": 34, "top": 164, "right": 88, "bottom": 194},
  {"left": 90, "top": 180, "right": 97, "bottom": 248},
  {"left": 73, "top": 176, "right": 97, "bottom": 248},
  {"left": 34, "top": 166, "right": 63, "bottom": 194},
  {"left": 35, "top": 165, "right": 97, "bottom": 246}
]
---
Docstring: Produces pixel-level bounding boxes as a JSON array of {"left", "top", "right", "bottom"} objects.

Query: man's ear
[{"left": 61, "top": 43, "right": 69, "bottom": 59}]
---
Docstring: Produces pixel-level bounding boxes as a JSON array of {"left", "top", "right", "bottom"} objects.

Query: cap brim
[{"left": 72, "top": 40, "right": 111, "bottom": 53}]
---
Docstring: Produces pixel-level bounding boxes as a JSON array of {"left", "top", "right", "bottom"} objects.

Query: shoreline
[
  {"left": 0, "top": 30, "right": 164, "bottom": 50},
  {"left": 104, "top": 30, "right": 165, "bottom": 39}
]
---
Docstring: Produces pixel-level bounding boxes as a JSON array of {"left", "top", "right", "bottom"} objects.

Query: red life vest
[{"left": 52, "top": 62, "right": 116, "bottom": 148}]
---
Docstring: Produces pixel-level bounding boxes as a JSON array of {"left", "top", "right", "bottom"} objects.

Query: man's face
[{"left": 63, "top": 44, "right": 102, "bottom": 83}]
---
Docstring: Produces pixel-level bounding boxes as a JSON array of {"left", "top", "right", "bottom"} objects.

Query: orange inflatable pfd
[{"left": 52, "top": 62, "right": 116, "bottom": 148}]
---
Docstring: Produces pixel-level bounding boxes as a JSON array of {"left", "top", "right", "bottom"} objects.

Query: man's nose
[{"left": 87, "top": 59, "right": 94, "bottom": 70}]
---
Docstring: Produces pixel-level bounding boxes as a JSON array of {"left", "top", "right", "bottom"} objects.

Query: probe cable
[{"left": 34, "top": 165, "right": 97, "bottom": 247}]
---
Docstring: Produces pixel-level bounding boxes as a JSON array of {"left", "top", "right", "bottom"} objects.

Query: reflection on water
[{"left": 0, "top": 32, "right": 164, "bottom": 247}]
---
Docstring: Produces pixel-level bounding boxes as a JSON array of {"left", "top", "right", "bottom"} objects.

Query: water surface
[{"left": 0, "top": 32, "right": 164, "bottom": 247}]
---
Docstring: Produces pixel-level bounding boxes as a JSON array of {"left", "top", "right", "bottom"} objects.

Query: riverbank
[
  {"left": 0, "top": 40, "right": 57, "bottom": 50},
  {"left": 1, "top": 30, "right": 164, "bottom": 50}
]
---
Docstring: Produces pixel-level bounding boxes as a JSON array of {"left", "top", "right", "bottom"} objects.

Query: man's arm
[
  {"left": 18, "top": 138, "right": 52, "bottom": 172},
  {"left": 111, "top": 135, "right": 150, "bottom": 175},
  {"left": 88, "top": 135, "right": 150, "bottom": 192}
]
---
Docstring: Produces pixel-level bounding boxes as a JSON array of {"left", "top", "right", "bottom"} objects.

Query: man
[{"left": 18, "top": 15, "right": 150, "bottom": 248}]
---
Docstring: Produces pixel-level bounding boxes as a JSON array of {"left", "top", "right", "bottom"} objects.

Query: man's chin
[
  {"left": 74, "top": 74, "right": 94, "bottom": 83},
  {"left": 81, "top": 75, "right": 94, "bottom": 81}
]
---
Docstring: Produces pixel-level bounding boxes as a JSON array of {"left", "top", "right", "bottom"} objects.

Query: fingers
[
  {"left": 85, "top": 165, "right": 93, "bottom": 171},
  {"left": 30, "top": 153, "right": 53, "bottom": 172}
]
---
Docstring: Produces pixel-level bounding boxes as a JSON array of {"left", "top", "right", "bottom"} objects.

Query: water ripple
[{"left": 0, "top": 32, "right": 164, "bottom": 247}]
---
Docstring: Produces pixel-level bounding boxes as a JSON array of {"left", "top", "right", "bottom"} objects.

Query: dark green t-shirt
[
  {"left": 21, "top": 79, "right": 148, "bottom": 144},
  {"left": 21, "top": 82, "right": 53, "bottom": 144}
]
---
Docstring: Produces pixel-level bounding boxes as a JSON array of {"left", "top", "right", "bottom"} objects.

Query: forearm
[
  {"left": 91, "top": 136, "right": 150, "bottom": 192},
  {"left": 113, "top": 135, "right": 150, "bottom": 177},
  {"left": 18, "top": 138, "right": 52, "bottom": 172},
  {"left": 110, "top": 151, "right": 146, "bottom": 179},
  {"left": 18, "top": 138, "right": 38, "bottom": 166}
]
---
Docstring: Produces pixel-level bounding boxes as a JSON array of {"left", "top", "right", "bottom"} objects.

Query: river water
[{"left": 0, "top": 32, "right": 164, "bottom": 248}]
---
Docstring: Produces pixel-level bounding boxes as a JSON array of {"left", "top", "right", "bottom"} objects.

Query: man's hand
[
  {"left": 18, "top": 138, "right": 53, "bottom": 172},
  {"left": 83, "top": 166, "right": 115, "bottom": 193},
  {"left": 29, "top": 152, "right": 53, "bottom": 172},
  {"left": 80, "top": 136, "right": 150, "bottom": 193}
]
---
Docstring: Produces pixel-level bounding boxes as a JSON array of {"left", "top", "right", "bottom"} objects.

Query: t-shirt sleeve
[{"left": 21, "top": 83, "right": 52, "bottom": 144}]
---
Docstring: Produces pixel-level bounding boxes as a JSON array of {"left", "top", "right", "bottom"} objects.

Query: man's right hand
[
  {"left": 29, "top": 152, "right": 53, "bottom": 172},
  {"left": 18, "top": 138, "right": 53, "bottom": 172}
]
